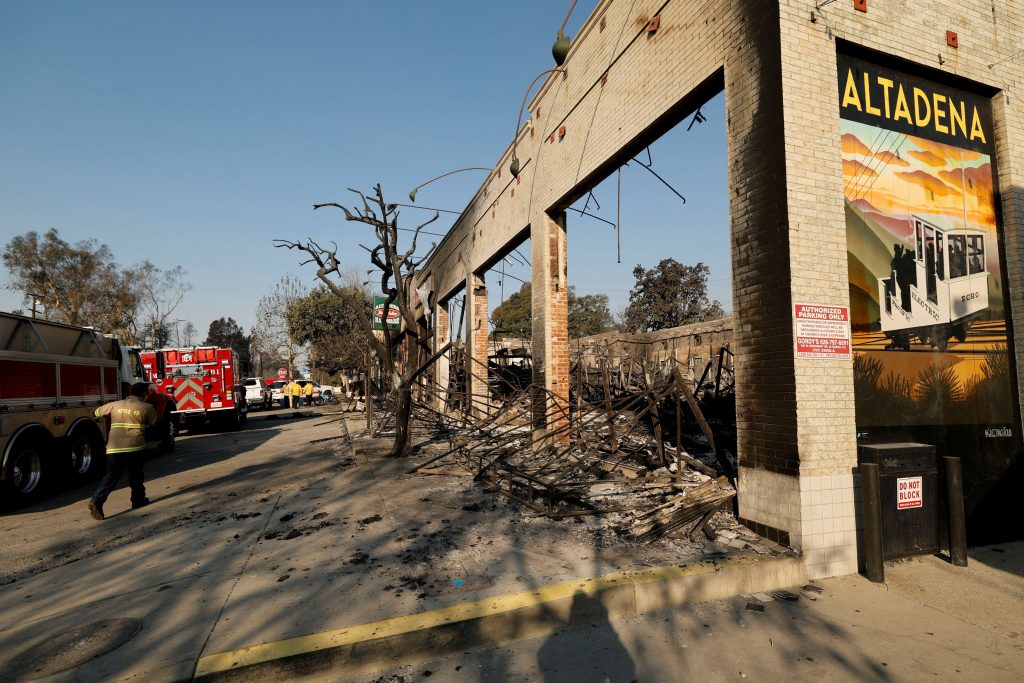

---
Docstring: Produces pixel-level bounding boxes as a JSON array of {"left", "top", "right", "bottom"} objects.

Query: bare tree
[
  {"left": 181, "top": 321, "right": 197, "bottom": 346},
  {"left": 276, "top": 184, "right": 438, "bottom": 457},
  {"left": 254, "top": 275, "right": 308, "bottom": 376},
  {"left": 132, "top": 261, "right": 191, "bottom": 348}
]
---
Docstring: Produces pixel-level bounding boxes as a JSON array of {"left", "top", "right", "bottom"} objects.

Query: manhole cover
[{"left": 0, "top": 618, "right": 142, "bottom": 681}]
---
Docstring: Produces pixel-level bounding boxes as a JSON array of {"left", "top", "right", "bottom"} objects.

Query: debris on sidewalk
[{"left": 340, "top": 342, "right": 787, "bottom": 562}]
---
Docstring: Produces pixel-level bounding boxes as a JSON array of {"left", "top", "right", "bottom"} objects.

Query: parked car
[
  {"left": 295, "top": 380, "right": 336, "bottom": 405},
  {"left": 267, "top": 379, "right": 290, "bottom": 408},
  {"left": 243, "top": 377, "right": 272, "bottom": 409}
]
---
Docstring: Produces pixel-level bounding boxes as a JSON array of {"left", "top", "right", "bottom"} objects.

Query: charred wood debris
[{"left": 364, "top": 344, "right": 782, "bottom": 553}]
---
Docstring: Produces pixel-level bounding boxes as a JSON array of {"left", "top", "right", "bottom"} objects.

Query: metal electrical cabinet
[{"left": 858, "top": 443, "right": 940, "bottom": 560}]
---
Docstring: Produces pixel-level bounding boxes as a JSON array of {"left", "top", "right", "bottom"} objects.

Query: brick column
[
  {"left": 434, "top": 302, "right": 450, "bottom": 412},
  {"left": 725, "top": 2, "right": 804, "bottom": 557},
  {"left": 531, "top": 211, "right": 569, "bottom": 444},
  {"left": 466, "top": 273, "right": 490, "bottom": 418}
]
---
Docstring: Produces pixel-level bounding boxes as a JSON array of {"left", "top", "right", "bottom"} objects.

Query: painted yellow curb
[{"left": 195, "top": 555, "right": 763, "bottom": 677}]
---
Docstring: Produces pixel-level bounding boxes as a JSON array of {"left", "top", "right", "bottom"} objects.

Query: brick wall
[
  {"left": 434, "top": 302, "right": 450, "bottom": 412},
  {"left": 413, "top": 0, "right": 1024, "bottom": 577},
  {"left": 467, "top": 274, "right": 490, "bottom": 419},
  {"left": 572, "top": 317, "right": 734, "bottom": 382}
]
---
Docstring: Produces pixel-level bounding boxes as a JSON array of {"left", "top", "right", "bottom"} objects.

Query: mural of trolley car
[{"left": 877, "top": 215, "right": 989, "bottom": 351}]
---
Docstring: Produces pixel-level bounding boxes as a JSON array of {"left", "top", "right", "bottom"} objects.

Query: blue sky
[{"left": 0, "top": 1, "right": 730, "bottom": 335}]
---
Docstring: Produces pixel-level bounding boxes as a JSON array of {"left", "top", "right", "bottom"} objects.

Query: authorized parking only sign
[
  {"left": 794, "top": 304, "right": 851, "bottom": 359},
  {"left": 897, "top": 476, "right": 923, "bottom": 509}
]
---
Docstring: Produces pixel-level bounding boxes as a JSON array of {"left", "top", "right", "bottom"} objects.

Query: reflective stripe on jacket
[{"left": 95, "top": 396, "right": 157, "bottom": 454}]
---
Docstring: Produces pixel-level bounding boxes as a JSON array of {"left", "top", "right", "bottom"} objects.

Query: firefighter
[
  {"left": 303, "top": 381, "right": 314, "bottom": 406},
  {"left": 87, "top": 382, "right": 157, "bottom": 521},
  {"left": 289, "top": 379, "right": 302, "bottom": 408}
]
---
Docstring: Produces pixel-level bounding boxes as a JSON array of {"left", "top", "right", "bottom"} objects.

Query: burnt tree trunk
[
  {"left": 392, "top": 385, "right": 414, "bottom": 458},
  {"left": 276, "top": 184, "right": 439, "bottom": 459}
]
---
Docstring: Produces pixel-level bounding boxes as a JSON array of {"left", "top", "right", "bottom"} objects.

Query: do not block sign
[{"left": 896, "top": 476, "right": 923, "bottom": 509}]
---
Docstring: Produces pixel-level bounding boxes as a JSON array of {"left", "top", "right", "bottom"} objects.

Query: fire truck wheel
[
  {"left": 222, "top": 409, "right": 241, "bottom": 431},
  {"left": 2, "top": 435, "right": 50, "bottom": 507},
  {"left": 155, "top": 410, "right": 177, "bottom": 453},
  {"left": 68, "top": 426, "right": 105, "bottom": 479}
]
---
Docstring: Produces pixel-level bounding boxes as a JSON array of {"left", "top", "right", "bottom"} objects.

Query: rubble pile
[{"left": 377, "top": 344, "right": 755, "bottom": 546}]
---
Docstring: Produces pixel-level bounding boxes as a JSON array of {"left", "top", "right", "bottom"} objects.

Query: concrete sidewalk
[
  {"left": 190, "top": 415, "right": 801, "bottom": 680},
  {"left": 338, "top": 543, "right": 1024, "bottom": 682},
  {"left": 0, "top": 413, "right": 796, "bottom": 682},
  {"left": 3, "top": 413, "right": 1017, "bottom": 682}
]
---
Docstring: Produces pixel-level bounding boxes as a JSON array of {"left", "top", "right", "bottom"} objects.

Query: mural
[{"left": 839, "top": 53, "right": 1019, "bottom": 539}]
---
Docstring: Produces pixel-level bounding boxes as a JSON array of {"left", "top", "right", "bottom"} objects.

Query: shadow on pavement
[{"left": 1, "top": 421, "right": 285, "bottom": 517}]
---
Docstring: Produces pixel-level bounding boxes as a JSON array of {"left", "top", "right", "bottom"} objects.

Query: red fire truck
[
  {"left": 141, "top": 346, "right": 247, "bottom": 431},
  {"left": 0, "top": 312, "right": 175, "bottom": 507}
]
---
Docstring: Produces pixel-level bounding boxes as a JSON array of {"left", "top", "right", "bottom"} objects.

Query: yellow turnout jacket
[{"left": 95, "top": 396, "right": 157, "bottom": 454}]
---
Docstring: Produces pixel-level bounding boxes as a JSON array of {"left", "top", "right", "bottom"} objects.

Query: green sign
[{"left": 372, "top": 296, "right": 400, "bottom": 331}]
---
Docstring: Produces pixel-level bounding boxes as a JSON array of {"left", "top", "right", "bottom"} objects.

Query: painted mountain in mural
[
  {"left": 845, "top": 201, "right": 889, "bottom": 329},
  {"left": 850, "top": 198, "right": 913, "bottom": 243}
]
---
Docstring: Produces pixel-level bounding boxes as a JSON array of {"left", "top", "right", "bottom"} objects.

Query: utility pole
[{"left": 27, "top": 292, "right": 41, "bottom": 319}]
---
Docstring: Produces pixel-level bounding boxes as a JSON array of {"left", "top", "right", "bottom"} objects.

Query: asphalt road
[{"left": 0, "top": 408, "right": 333, "bottom": 586}]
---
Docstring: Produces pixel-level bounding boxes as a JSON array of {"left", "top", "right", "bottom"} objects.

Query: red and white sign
[
  {"left": 896, "top": 476, "right": 923, "bottom": 509},
  {"left": 794, "top": 304, "right": 851, "bottom": 359},
  {"left": 277, "top": 368, "right": 287, "bottom": 379}
]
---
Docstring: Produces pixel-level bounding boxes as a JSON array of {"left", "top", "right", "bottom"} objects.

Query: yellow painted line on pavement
[{"left": 194, "top": 555, "right": 760, "bottom": 677}]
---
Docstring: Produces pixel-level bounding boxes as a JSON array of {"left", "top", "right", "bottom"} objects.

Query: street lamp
[
  {"left": 552, "top": 0, "right": 578, "bottom": 66},
  {"left": 408, "top": 168, "right": 492, "bottom": 203},
  {"left": 509, "top": 68, "right": 565, "bottom": 178}
]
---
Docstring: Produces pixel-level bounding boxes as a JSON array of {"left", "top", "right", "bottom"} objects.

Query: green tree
[
  {"left": 623, "top": 259, "right": 724, "bottom": 333},
  {"left": 491, "top": 282, "right": 532, "bottom": 339},
  {"left": 2, "top": 228, "right": 139, "bottom": 337},
  {"left": 286, "top": 286, "right": 372, "bottom": 376},
  {"left": 204, "top": 317, "right": 251, "bottom": 370},
  {"left": 491, "top": 282, "right": 614, "bottom": 339},
  {"left": 569, "top": 291, "right": 615, "bottom": 338}
]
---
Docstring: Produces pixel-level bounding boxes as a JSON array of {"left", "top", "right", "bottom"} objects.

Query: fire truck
[
  {"left": 141, "top": 346, "right": 247, "bottom": 431},
  {"left": 0, "top": 312, "right": 175, "bottom": 508}
]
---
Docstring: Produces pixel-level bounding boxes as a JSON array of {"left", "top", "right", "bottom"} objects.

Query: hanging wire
[
  {"left": 812, "top": 1, "right": 842, "bottom": 40},
  {"left": 566, "top": 205, "right": 615, "bottom": 227},
  {"left": 630, "top": 147, "right": 687, "bottom": 203},
  {"left": 393, "top": 202, "right": 462, "bottom": 215},
  {"left": 395, "top": 225, "right": 448, "bottom": 238},
  {"left": 989, "top": 48, "right": 1024, "bottom": 68},
  {"left": 498, "top": 270, "right": 529, "bottom": 285},
  {"left": 685, "top": 107, "right": 706, "bottom": 131},
  {"left": 616, "top": 166, "right": 622, "bottom": 264},
  {"left": 503, "top": 250, "right": 527, "bottom": 267},
  {"left": 511, "top": 69, "right": 565, "bottom": 171},
  {"left": 559, "top": 0, "right": 579, "bottom": 33}
]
